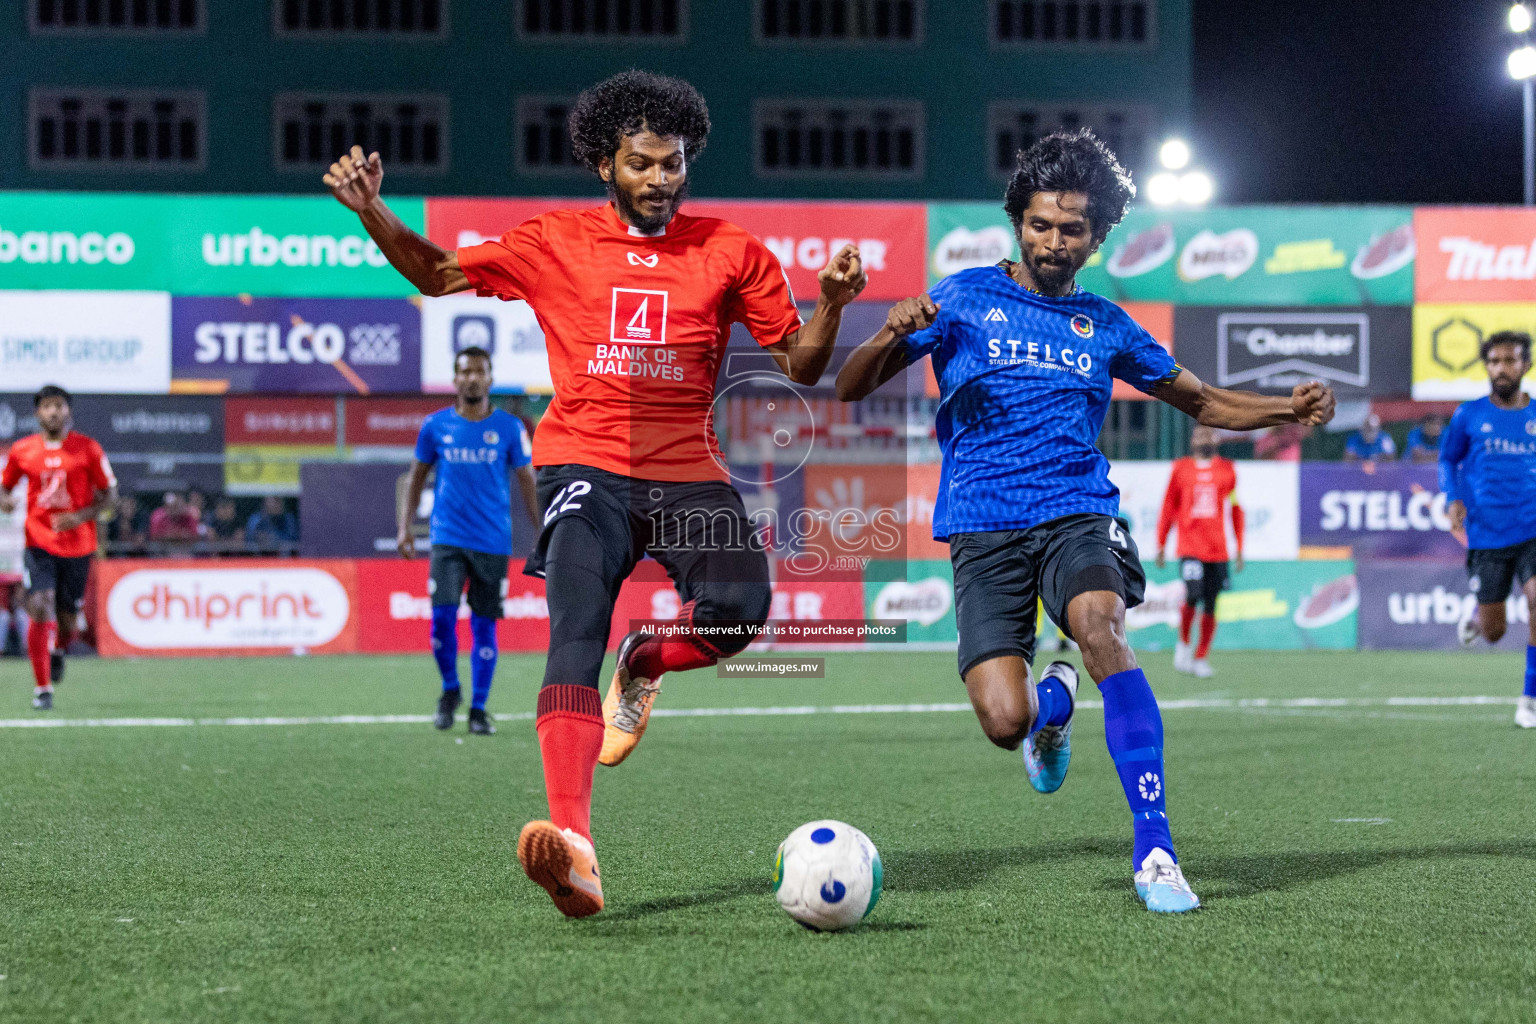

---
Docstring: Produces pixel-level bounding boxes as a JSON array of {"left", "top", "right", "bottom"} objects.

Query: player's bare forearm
[
  {"left": 357, "top": 198, "right": 468, "bottom": 297},
  {"left": 1153, "top": 370, "right": 1334, "bottom": 430},
  {"left": 773, "top": 299, "right": 845, "bottom": 385},
  {"left": 836, "top": 327, "right": 909, "bottom": 401},
  {"left": 517, "top": 466, "right": 541, "bottom": 535},
  {"left": 398, "top": 461, "right": 431, "bottom": 558}
]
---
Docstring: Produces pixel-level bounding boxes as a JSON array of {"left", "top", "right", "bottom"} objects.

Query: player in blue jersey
[
  {"left": 1440, "top": 330, "right": 1536, "bottom": 729},
  {"left": 400, "top": 346, "right": 541, "bottom": 735},
  {"left": 837, "top": 130, "right": 1335, "bottom": 913}
]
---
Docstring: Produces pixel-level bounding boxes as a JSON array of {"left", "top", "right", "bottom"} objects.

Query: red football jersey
[
  {"left": 458, "top": 203, "right": 802, "bottom": 482},
  {"left": 1, "top": 433, "right": 115, "bottom": 558},
  {"left": 1156, "top": 456, "right": 1243, "bottom": 563}
]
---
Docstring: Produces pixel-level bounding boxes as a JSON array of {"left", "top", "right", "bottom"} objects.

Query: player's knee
[
  {"left": 975, "top": 700, "right": 1030, "bottom": 750},
  {"left": 692, "top": 579, "right": 770, "bottom": 657},
  {"left": 26, "top": 591, "right": 53, "bottom": 621}
]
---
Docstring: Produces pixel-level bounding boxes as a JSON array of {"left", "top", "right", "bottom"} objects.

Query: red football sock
[
  {"left": 630, "top": 600, "right": 722, "bottom": 679},
  {"left": 535, "top": 685, "right": 603, "bottom": 842},
  {"left": 1178, "top": 604, "right": 1197, "bottom": 644},
  {"left": 1196, "top": 612, "right": 1217, "bottom": 659},
  {"left": 27, "top": 620, "right": 56, "bottom": 692}
]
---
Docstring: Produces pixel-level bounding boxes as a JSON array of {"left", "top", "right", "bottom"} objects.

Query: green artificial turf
[{"left": 1, "top": 649, "right": 1533, "bottom": 1023}]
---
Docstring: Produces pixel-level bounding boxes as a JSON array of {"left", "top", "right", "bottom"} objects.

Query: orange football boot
[
  {"left": 599, "top": 631, "right": 661, "bottom": 766},
  {"left": 517, "top": 820, "right": 604, "bottom": 918}
]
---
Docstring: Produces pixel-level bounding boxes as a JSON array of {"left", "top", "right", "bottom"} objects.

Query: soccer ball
[{"left": 773, "top": 820, "right": 882, "bottom": 931}]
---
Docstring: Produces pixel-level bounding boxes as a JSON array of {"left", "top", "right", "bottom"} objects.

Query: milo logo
[{"left": 0, "top": 225, "right": 134, "bottom": 265}]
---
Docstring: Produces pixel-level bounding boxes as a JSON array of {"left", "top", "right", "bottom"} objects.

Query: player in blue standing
[
  {"left": 399, "top": 346, "right": 540, "bottom": 735},
  {"left": 837, "top": 130, "right": 1335, "bottom": 912},
  {"left": 1442, "top": 330, "right": 1536, "bottom": 729}
]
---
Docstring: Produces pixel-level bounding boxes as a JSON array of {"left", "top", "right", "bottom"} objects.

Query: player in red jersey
[
  {"left": 0, "top": 386, "right": 118, "bottom": 710},
  {"left": 1155, "top": 426, "right": 1244, "bottom": 678},
  {"left": 325, "top": 70, "right": 867, "bottom": 917}
]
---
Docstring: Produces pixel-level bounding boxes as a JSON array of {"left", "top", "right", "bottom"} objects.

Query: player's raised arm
[
  {"left": 835, "top": 294, "right": 940, "bottom": 401},
  {"left": 1151, "top": 369, "right": 1335, "bottom": 431},
  {"left": 324, "top": 145, "right": 469, "bottom": 297},
  {"left": 764, "top": 244, "right": 867, "bottom": 385}
]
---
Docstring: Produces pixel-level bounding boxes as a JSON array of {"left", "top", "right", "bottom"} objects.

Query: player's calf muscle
[{"left": 1068, "top": 593, "right": 1136, "bottom": 682}]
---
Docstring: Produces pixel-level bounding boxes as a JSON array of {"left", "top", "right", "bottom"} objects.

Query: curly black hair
[
  {"left": 1003, "top": 129, "right": 1136, "bottom": 244},
  {"left": 568, "top": 70, "right": 711, "bottom": 174},
  {"left": 1482, "top": 329, "right": 1533, "bottom": 364}
]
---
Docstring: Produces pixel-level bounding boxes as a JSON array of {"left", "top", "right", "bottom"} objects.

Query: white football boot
[
  {"left": 1516, "top": 695, "right": 1536, "bottom": 729},
  {"left": 1173, "top": 641, "right": 1194, "bottom": 674}
]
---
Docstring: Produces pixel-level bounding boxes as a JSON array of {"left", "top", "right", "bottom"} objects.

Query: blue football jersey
[
  {"left": 413, "top": 407, "right": 533, "bottom": 556},
  {"left": 907, "top": 265, "right": 1180, "bottom": 540},
  {"left": 1438, "top": 396, "right": 1536, "bottom": 551}
]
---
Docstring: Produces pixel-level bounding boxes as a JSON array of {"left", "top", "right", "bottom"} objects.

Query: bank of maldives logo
[
  {"left": 610, "top": 288, "right": 668, "bottom": 345},
  {"left": 1216, "top": 312, "right": 1369, "bottom": 389}
]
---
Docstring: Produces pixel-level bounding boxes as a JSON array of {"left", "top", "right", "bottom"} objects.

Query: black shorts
[
  {"left": 950, "top": 513, "right": 1145, "bottom": 678},
  {"left": 429, "top": 544, "right": 510, "bottom": 619},
  {"left": 22, "top": 547, "right": 92, "bottom": 615},
  {"left": 1467, "top": 536, "right": 1536, "bottom": 605},
  {"left": 525, "top": 462, "right": 768, "bottom": 602},
  {"left": 1180, "top": 558, "right": 1229, "bottom": 612}
]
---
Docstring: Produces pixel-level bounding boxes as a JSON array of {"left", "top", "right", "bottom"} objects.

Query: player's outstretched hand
[
  {"left": 818, "top": 244, "right": 868, "bottom": 308},
  {"left": 397, "top": 528, "right": 416, "bottom": 560},
  {"left": 1291, "top": 381, "right": 1335, "bottom": 426},
  {"left": 887, "top": 294, "right": 939, "bottom": 337},
  {"left": 324, "top": 145, "right": 383, "bottom": 212},
  {"left": 0, "top": 493, "right": 14, "bottom": 515}
]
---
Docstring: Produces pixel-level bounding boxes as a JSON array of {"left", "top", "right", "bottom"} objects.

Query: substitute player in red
[
  {"left": 0, "top": 386, "right": 117, "bottom": 710},
  {"left": 1155, "top": 425, "right": 1243, "bottom": 678},
  {"left": 325, "top": 70, "right": 866, "bottom": 917}
]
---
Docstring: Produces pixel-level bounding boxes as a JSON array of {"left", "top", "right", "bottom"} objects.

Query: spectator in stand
[
  {"left": 1254, "top": 422, "right": 1312, "bottom": 461},
  {"left": 149, "top": 491, "right": 201, "bottom": 542},
  {"left": 1407, "top": 413, "right": 1445, "bottom": 463},
  {"left": 106, "top": 494, "right": 147, "bottom": 549},
  {"left": 246, "top": 495, "right": 299, "bottom": 546},
  {"left": 1345, "top": 413, "right": 1397, "bottom": 464},
  {"left": 208, "top": 496, "right": 243, "bottom": 546},
  {"left": 187, "top": 489, "right": 209, "bottom": 535}
]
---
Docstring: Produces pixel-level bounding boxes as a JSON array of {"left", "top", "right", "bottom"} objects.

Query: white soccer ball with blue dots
[{"left": 773, "top": 820, "right": 882, "bottom": 931}]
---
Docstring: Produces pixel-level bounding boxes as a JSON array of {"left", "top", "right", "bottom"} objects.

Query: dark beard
[
  {"left": 1491, "top": 376, "right": 1522, "bottom": 402},
  {"left": 1021, "top": 250, "right": 1079, "bottom": 294},
  {"left": 1192, "top": 446, "right": 1216, "bottom": 458},
  {"left": 610, "top": 179, "right": 688, "bottom": 234}
]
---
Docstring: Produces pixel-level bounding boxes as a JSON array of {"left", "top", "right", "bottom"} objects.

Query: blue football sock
[
  {"left": 1100, "top": 667, "right": 1176, "bottom": 868},
  {"left": 430, "top": 604, "right": 459, "bottom": 692},
  {"left": 1525, "top": 646, "right": 1536, "bottom": 699},
  {"left": 1029, "top": 675, "right": 1073, "bottom": 735},
  {"left": 470, "top": 614, "right": 498, "bottom": 710}
]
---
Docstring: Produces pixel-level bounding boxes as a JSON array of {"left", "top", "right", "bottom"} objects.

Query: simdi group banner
[
  {"left": 927, "top": 203, "right": 1415, "bottom": 305},
  {"left": 0, "top": 290, "right": 171, "bottom": 393}
]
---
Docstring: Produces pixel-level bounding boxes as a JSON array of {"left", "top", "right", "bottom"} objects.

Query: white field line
[{"left": 0, "top": 695, "right": 1517, "bottom": 730}]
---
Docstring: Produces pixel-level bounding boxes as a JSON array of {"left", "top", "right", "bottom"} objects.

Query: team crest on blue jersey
[
  {"left": 484, "top": 429, "right": 500, "bottom": 444},
  {"left": 1526, "top": 420, "right": 1536, "bottom": 436},
  {"left": 1070, "top": 314, "right": 1094, "bottom": 339}
]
